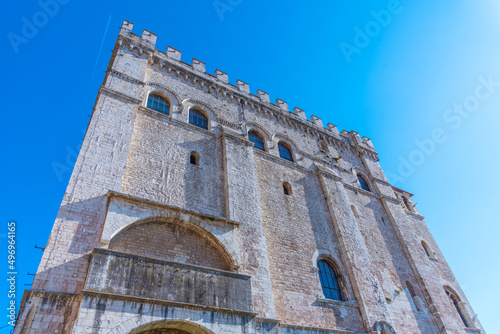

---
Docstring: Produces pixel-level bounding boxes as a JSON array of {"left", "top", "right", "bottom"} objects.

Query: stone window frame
[
  {"left": 247, "top": 129, "right": 267, "bottom": 151},
  {"left": 188, "top": 107, "right": 210, "bottom": 130},
  {"left": 144, "top": 90, "right": 173, "bottom": 116},
  {"left": 421, "top": 240, "right": 437, "bottom": 260},
  {"left": 352, "top": 168, "right": 373, "bottom": 193},
  {"left": 444, "top": 286, "right": 475, "bottom": 329},
  {"left": 312, "top": 250, "right": 350, "bottom": 303},
  {"left": 277, "top": 141, "right": 295, "bottom": 162}
]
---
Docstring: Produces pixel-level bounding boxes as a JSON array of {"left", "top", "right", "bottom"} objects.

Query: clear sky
[{"left": 1, "top": 0, "right": 499, "bottom": 332}]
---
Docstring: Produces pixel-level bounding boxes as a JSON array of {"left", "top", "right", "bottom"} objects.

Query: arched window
[
  {"left": 317, "top": 260, "right": 343, "bottom": 301},
  {"left": 357, "top": 175, "right": 370, "bottom": 192},
  {"left": 283, "top": 182, "right": 292, "bottom": 195},
  {"left": 445, "top": 288, "right": 469, "bottom": 327},
  {"left": 406, "top": 281, "right": 423, "bottom": 311},
  {"left": 248, "top": 131, "right": 265, "bottom": 151},
  {"left": 403, "top": 196, "right": 413, "bottom": 212},
  {"left": 189, "top": 109, "right": 208, "bottom": 129},
  {"left": 421, "top": 241, "right": 433, "bottom": 258},
  {"left": 147, "top": 93, "right": 170, "bottom": 115},
  {"left": 278, "top": 142, "right": 293, "bottom": 162},
  {"left": 190, "top": 151, "right": 199, "bottom": 165}
]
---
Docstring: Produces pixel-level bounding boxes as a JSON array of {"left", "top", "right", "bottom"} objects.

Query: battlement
[{"left": 117, "top": 20, "right": 376, "bottom": 153}]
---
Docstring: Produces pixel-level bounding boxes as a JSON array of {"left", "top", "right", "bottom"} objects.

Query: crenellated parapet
[{"left": 115, "top": 20, "right": 378, "bottom": 159}]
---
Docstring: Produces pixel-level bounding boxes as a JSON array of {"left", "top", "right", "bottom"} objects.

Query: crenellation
[
  {"left": 310, "top": 115, "right": 323, "bottom": 128},
  {"left": 216, "top": 69, "right": 229, "bottom": 83},
  {"left": 141, "top": 29, "right": 157, "bottom": 46},
  {"left": 167, "top": 46, "right": 182, "bottom": 61},
  {"left": 257, "top": 90, "right": 270, "bottom": 103},
  {"left": 362, "top": 136, "right": 375, "bottom": 150},
  {"left": 120, "top": 20, "right": 134, "bottom": 34},
  {"left": 237, "top": 80, "right": 250, "bottom": 93},
  {"left": 326, "top": 123, "right": 340, "bottom": 137},
  {"left": 276, "top": 98, "right": 288, "bottom": 111},
  {"left": 192, "top": 58, "right": 206, "bottom": 73},
  {"left": 293, "top": 107, "right": 306, "bottom": 119}
]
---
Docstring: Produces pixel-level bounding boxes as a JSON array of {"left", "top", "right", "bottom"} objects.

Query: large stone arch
[
  {"left": 106, "top": 316, "right": 218, "bottom": 334},
  {"left": 108, "top": 216, "right": 234, "bottom": 271},
  {"left": 374, "top": 321, "right": 397, "bottom": 334},
  {"left": 128, "top": 320, "right": 215, "bottom": 334},
  {"left": 101, "top": 195, "right": 241, "bottom": 269}
]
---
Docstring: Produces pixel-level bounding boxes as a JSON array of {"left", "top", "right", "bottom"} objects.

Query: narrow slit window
[
  {"left": 283, "top": 182, "right": 292, "bottom": 195},
  {"left": 421, "top": 241, "right": 432, "bottom": 258},
  {"left": 190, "top": 152, "right": 199, "bottom": 165}
]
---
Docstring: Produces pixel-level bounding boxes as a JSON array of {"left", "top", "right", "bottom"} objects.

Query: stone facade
[{"left": 14, "top": 20, "right": 484, "bottom": 334}]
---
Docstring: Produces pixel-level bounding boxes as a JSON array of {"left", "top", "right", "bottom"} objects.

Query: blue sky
[{"left": 1, "top": 0, "right": 499, "bottom": 332}]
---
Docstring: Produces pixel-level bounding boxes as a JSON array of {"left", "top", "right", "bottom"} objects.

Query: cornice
[
  {"left": 343, "top": 183, "right": 381, "bottom": 199},
  {"left": 279, "top": 322, "right": 365, "bottom": 334},
  {"left": 81, "top": 290, "right": 258, "bottom": 317},
  {"left": 109, "top": 68, "right": 145, "bottom": 85},
  {"left": 100, "top": 86, "right": 141, "bottom": 104},
  {"left": 106, "top": 190, "right": 241, "bottom": 226}
]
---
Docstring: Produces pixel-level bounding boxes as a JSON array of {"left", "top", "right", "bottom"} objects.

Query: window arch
[
  {"left": 147, "top": 93, "right": 170, "bottom": 115},
  {"left": 317, "top": 260, "right": 343, "bottom": 301},
  {"left": 190, "top": 151, "right": 200, "bottom": 166},
  {"left": 248, "top": 130, "right": 265, "bottom": 151},
  {"left": 283, "top": 182, "right": 292, "bottom": 195},
  {"left": 357, "top": 174, "right": 370, "bottom": 192},
  {"left": 445, "top": 287, "right": 470, "bottom": 328},
  {"left": 189, "top": 109, "right": 208, "bottom": 129},
  {"left": 278, "top": 142, "right": 293, "bottom": 162},
  {"left": 421, "top": 241, "right": 433, "bottom": 258}
]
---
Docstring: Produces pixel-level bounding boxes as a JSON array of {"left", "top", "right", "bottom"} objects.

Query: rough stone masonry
[{"left": 14, "top": 20, "right": 485, "bottom": 334}]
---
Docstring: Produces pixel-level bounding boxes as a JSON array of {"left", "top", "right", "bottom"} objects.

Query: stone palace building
[{"left": 15, "top": 20, "right": 484, "bottom": 334}]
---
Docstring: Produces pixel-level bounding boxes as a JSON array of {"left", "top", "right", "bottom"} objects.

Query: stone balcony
[{"left": 85, "top": 249, "right": 253, "bottom": 312}]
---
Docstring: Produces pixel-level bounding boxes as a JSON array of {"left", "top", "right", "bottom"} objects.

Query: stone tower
[{"left": 15, "top": 20, "right": 484, "bottom": 334}]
